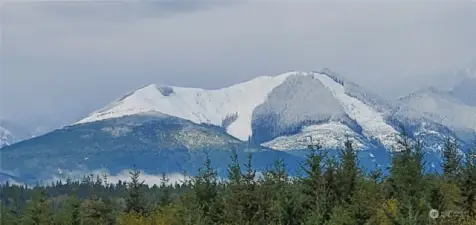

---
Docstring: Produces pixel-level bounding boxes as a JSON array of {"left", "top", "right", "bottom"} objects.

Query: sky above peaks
[{"left": 0, "top": 0, "right": 476, "bottom": 127}]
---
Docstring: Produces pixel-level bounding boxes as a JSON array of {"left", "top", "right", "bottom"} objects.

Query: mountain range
[{"left": 1, "top": 68, "right": 475, "bottom": 184}]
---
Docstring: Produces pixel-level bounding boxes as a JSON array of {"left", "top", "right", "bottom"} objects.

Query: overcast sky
[{"left": 1, "top": 0, "right": 476, "bottom": 127}]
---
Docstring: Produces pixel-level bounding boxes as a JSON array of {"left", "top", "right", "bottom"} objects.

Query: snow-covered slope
[
  {"left": 75, "top": 70, "right": 414, "bottom": 151},
  {"left": 398, "top": 87, "right": 476, "bottom": 133},
  {"left": 75, "top": 72, "right": 295, "bottom": 141},
  {"left": 0, "top": 126, "right": 14, "bottom": 147},
  {"left": 257, "top": 71, "right": 400, "bottom": 150},
  {"left": 262, "top": 122, "right": 368, "bottom": 150},
  {"left": 313, "top": 73, "right": 398, "bottom": 148},
  {"left": 74, "top": 68, "right": 471, "bottom": 152}
]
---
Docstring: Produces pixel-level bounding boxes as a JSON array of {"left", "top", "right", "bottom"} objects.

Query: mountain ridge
[
  {"left": 74, "top": 71, "right": 297, "bottom": 141},
  {"left": 398, "top": 84, "right": 476, "bottom": 135},
  {"left": 73, "top": 70, "right": 410, "bottom": 150},
  {"left": 2, "top": 69, "right": 474, "bottom": 184}
]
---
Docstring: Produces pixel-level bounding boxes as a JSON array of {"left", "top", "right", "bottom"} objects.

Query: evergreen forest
[{"left": 1, "top": 132, "right": 476, "bottom": 225}]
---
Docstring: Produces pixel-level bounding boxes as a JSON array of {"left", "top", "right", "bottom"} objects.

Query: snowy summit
[
  {"left": 75, "top": 71, "right": 295, "bottom": 141},
  {"left": 74, "top": 70, "right": 408, "bottom": 150}
]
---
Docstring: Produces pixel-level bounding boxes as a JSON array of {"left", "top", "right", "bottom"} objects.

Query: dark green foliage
[
  {"left": 300, "top": 142, "right": 328, "bottom": 224},
  {"left": 68, "top": 195, "right": 81, "bottom": 225},
  {"left": 460, "top": 140, "right": 476, "bottom": 216},
  {"left": 158, "top": 172, "right": 173, "bottom": 207},
  {"left": 190, "top": 153, "right": 223, "bottom": 224},
  {"left": 22, "top": 189, "right": 53, "bottom": 225},
  {"left": 388, "top": 130, "right": 428, "bottom": 224},
  {"left": 442, "top": 137, "right": 462, "bottom": 182},
  {"left": 338, "top": 138, "right": 359, "bottom": 205},
  {"left": 1, "top": 200, "right": 21, "bottom": 225},
  {"left": 1, "top": 134, "right": 476, "bottom": 225},
  {"left": 125, "top": 165, "right": 147, "bottom": 216}
]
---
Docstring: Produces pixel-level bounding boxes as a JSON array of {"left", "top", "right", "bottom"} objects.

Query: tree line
[{"left": 1, "top": 132, "right": 476, "bottom": 225}]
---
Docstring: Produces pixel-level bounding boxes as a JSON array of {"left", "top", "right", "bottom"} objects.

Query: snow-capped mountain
[
  {"left": 74, "top": 70, "right": 453, "bottom": 151},
  {"left": 398, "top": 87, "right": 476, "bottom": 139},
  {"left": 396, "top": 60, "right": 476, "bottom": 136},
  {"left": 75, "top": 72, "right": 293, "bottom": 141},
  {"left": 398, "top": 59, "right": 476, "bottom": 137},
  {"left": 2, "top": 69, "right": 472, "bottom": 184}
]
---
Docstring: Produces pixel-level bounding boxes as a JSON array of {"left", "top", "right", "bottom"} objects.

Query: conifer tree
[
  {"left": 125, "top": 165, "right": 147, "bottom": 216},
  {"left": 388, "top": 128, "right": 427, "bottom": 224},
  {"left": 460, "top": 140, "right": 476, "bottom": 216},
  {"left": 227, "top": 150, "right": 242, "bottom": 187},
  {"left": 223, "top": 150, "right": 244, "bottom": 224},
  {"left": 323, "top": 155, "right": 340, "bottom": 222},
  {"left": 300, "top": 142, "right": 327, "bottom": 224},
  {"left": 263, "top": 159, "right": 303, "bottom": 225},
  {"left": 442, "top": 136, "right": 462, "bottom": 182},
  {"left": 22, "top": 189, "right": 53, "bottom": 225},
  {"left": 240, "top": 153, "right": 262, "bottom": 224},
  {"left": 69, "top": 194, "right": 82, "bottom": 225},
  {"left": 81, "top": 195, "right": 114, "bottom": 225},
  {"left": 192, "top": 153, "right": 223, "bottom": 224},
  {"left": 158, "top": 172, "right": 172, "bottom": 207},
  {"left": 1, "top": 201, "right": 20, "bottom": 225},
  {"left": 338, "top": 138, "right": 359, "bottom": 204}
]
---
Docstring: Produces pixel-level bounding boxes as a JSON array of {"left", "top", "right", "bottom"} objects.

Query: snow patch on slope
[
  {"left": 250, "top": 73, "right": 351, "bottom": 144},
  {"left": 262, "top": 121, "right": 366, "bottom": 150},
  {"left": 313, "top": 73, "right": 399, "bottom": 149},
  {"left": 399, "top": 88, "right": 476, "bottom": 132},
  {"left": 0, "top": 126, "right": 13, "bottom": 146},
  {"left": 75, "top": 72, "right": 297, "bottom": 141}
]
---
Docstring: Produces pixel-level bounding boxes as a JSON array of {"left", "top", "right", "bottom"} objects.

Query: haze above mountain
[
  {"left": 449, "top": 62, "right": 476, "bottom": 106},
  {"left": 1, "top": 0, "right": 476, "bottom": 138}
]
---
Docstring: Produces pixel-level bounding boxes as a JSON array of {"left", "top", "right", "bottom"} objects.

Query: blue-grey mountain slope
[{"left": 0, "top": 113, "right": 303, "bottom": 184}]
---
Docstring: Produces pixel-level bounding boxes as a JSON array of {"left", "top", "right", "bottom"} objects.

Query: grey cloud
[
  {"left": 2, "top": 0, "right": 232, "bottom": 21},
  {"left": 1, "top": 0, "right": 475, "bottom": 128}
]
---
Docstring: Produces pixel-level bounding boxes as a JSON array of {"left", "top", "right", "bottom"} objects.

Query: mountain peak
[
  {"left": 405, "top": 86, "right": 449, "bottom": 98},
  {"left": 132, "top": 84, "right": 180, "bottom": 98},
  {"left": 73, "top": 69, "right": 408, "bottom": 149},
  {"left": 73, "top": 71, "right": 300, "bottom": 140}
]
